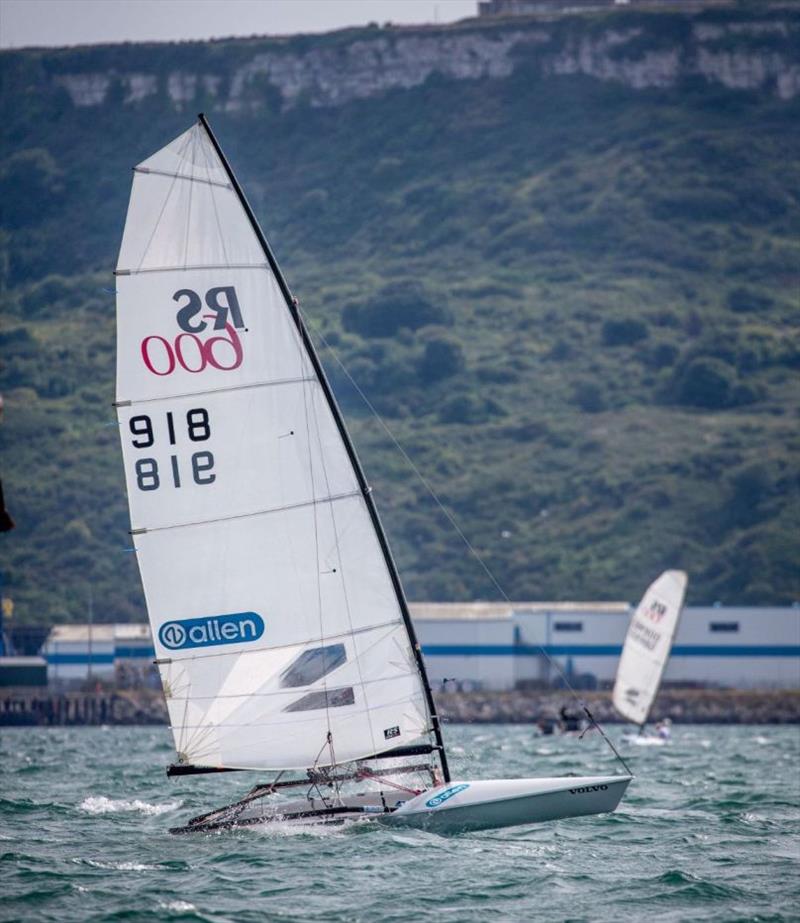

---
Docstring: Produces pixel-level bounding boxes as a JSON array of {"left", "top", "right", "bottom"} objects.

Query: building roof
[
  {"left": 44, "top": 623, "right": 151, "bottom": 643},
  {"left": 113, "top": 623, "right": 152, "bottom": 640},
  {"left": 409, "top": 601, "right": 630, "bottom": 620},
  {"left": 0, "top": 656, "right": 47, "bottom": 666},
  {"left": 45, "top": 625, "right": 115, "bottom": 643}
]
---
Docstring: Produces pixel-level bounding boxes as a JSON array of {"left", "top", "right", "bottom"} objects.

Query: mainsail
[
  {"left": 115, "top": 117, "right": 446, "bottom": 776},
  {"left": 612, "top": 570, "right": 688, "bottom": 727}
]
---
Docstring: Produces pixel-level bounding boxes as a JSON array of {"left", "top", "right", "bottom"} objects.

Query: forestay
[
  {"left": 612, "top": 570, "right": 688, "bottom": 727},
  {"left": 115, "top": 121, "right": 439, "bottom": 772}
]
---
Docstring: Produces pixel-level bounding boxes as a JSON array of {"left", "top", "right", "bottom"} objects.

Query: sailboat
[
  {"left": 114, "top": 115, "right": 631, "bottom": 834},
  {"left": 613, "top": 570, "right": 688, "bottom": 746}
]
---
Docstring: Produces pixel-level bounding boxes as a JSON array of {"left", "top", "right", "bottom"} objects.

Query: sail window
[
  {"left": 284, "top": 687, "right": 355, "bottom": 712},
  {"left": 553, "top": 622, "right": 583, "bottom": 632},
  {"left": 710, "top": 622, "right": 739, "bottom": 633},
  {"left": 280, "top": 644, "right": 347, "bottom": 688}
]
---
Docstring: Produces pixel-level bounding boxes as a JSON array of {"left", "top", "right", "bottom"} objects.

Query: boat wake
[
  {"left": 623, "top": 735, "right": 669, "bottom": 747},
  {"left": 78, "top": 796, "right": 182, "bottom": 816}
]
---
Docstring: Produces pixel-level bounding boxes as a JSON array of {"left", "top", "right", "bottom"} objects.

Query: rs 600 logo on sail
[
  {"left": 159, "top": 612, "right": 265, "bottom": 651},
  {"left": 141, "top": 286, "right": 247, "bottom": 376}
]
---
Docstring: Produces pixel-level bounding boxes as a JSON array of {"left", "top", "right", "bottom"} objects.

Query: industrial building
[
  {"left": 41, "top": 623, "right": 154, "bottom": 685},
  {"left": 38, "top": 605, "right": 800, "bottom": 690},
  {"left": 0, "top": 656, "right": 47, "bottom": 688},
  {"left": 415, "top": 603, "right": 800, "bottom": 690}
]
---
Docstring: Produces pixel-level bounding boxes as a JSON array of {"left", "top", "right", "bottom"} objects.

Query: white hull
[
  {"left": 383, "top": 775, "right": 632, "bottom": 834},
  {"left": 173, "top": 774, "right": 632, "bottom": 834}
]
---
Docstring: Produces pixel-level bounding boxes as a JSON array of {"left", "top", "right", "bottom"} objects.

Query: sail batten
[
  {"left": 134, "top": 166, "right": 233, "bottom": 189},
  {"left": 116, "top": 262, "right": 268, "bottom": 276},
  {"left": 116, "top": 117, "right": 446, "bottom": 777},
  {"left": 132, "top": 488, "right": 363, "bottom": 534}
]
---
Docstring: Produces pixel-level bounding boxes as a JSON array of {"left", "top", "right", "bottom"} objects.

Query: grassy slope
[{"left": 1, "top": 9, "right": 799, "bottom": 624}]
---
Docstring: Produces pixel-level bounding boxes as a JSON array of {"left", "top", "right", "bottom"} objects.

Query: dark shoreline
[
  {"left": 436, "top": 689, "right": 800, "bottom": 726},
  {"left": 1, "top": 688, "right": 798, "bottom": 727}
]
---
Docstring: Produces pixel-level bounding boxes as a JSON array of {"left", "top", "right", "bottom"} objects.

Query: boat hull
[
  {"left": 170, "top": 774, "right": 632, "bottom": 834},
  {"left": 383, "top": 775, "right": 632, "bottom": 834}
]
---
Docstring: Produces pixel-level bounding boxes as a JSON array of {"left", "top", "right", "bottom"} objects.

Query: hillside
[{"left": 1, "top": 3, "right": 799, "bottom": 624}]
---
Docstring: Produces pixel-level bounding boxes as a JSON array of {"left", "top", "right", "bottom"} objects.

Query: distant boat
[
  {"left": 613, "top": 571, "right": 688, "bottom": 745},
  {"left": 114, "top": 115, "right": 631, "bottom": 834}
]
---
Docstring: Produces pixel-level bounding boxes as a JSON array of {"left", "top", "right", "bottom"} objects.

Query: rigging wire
[{"left": 304, "top": 316, "right": 633, "bottom": 778}]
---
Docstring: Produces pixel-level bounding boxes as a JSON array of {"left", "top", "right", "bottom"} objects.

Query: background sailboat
[
  {"left": 115, "top": 115, "right": 631, "bottom": 833},
  {"left": 613, "top": 570, "right": 689, "bottom": 745}
]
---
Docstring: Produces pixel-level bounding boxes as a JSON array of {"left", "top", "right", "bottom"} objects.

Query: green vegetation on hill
[{"left": 1, "top": 6, "right": 799, "bottom": 624}]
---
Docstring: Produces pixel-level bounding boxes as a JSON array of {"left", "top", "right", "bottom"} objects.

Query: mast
[{"left": 197, "top": 113, "right": 450, "bottom": 783}]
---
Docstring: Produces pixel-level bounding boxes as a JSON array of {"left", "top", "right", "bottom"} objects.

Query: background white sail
[
  {"left": 612, "top": 570, "right": 688, "bottom": 727},
  {"left": 115, "top": 123, "right": 433, "bottom": 771}
]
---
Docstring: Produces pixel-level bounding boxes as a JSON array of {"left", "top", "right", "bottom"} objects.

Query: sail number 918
[{"left": 129, "top": 408, "right": 215, "bottom": 491}]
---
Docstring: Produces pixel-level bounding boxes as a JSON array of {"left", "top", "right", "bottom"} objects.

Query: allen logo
[
  {"left": 425, "top": 784, "right": 470, "bottom": 808},
  {"left": 158, "top": 612, "right": 264, "bottom": 651}
]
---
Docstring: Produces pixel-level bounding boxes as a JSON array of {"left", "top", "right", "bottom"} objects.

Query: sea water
[{"left": 1, "top": 724, "right": 798, "bottom": 922}]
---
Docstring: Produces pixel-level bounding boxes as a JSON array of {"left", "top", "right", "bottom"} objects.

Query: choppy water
[{"left": 2, "top": 724, "right": 799, "bottom": 922}]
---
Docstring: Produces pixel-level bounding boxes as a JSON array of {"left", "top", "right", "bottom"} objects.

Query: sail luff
[{"left": 193, "top": 114, "right": 449, "bottom": 781}]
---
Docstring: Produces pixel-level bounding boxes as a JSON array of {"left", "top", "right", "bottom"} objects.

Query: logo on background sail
[
  {"left": 644, "top": 599, "right": 668, "bottom": 623},
  {"left": 425, "top": 784, "right": 470, "bottom": 809},
  {"left": 159, "top": 612, "right": 264, "bottom": 651}
]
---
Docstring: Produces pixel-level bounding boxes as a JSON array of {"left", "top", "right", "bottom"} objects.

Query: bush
[
  {"left": 650, "top": 342, "right": 679, "bottom": 369},
  {"left": 571, "top": 380, "right": 607, "bottom": 413},
  {"left": 417, "top": 334, "right": 464, "bottom": 383},
  {"left": 602, "top": 317, "right": 648, "bottom": 346},
  {"left": 19, "top": 274, "right": 86, "bottom": 317},
  {"left": 0, "top": 148, "right": 64, "bottom": 229},
  {"left": 342, "top": 282, "right": 450, "bottom": 338},
  {"left": 547, "top": 338, "right": 572, "bottom": 361},
  {"left": 727, "top": 287, "right": 774, "bottom": 314},
  {"left": 437, "top": 393, "right": 496, "bottom": 425},
  {"left": 726, "top": 464, "right": 773, "bottom": 528},
  {"left": 672, "top": 357, "right": 736, "bottom": 409},
  {"left": 0, "top": 327, "right": 37, "bottom": 357}
]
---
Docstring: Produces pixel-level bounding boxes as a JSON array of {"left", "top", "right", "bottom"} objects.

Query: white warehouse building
[
  {"left": 411, "top": 603, "right": 800, "bottom": 691},
  {"left": 40, "top": 605, "right": 800, "bottom": 690},
  {"left": 41, "top": 623, "right": 154, "bottom": 684}
]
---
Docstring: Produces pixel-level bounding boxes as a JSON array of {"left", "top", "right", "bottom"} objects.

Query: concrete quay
[
  {"left": 1, "top": 687, "right": 798, "bottom": 727},
  {"left": 436, "top": 689, "right": 800, "bottom": 725}
]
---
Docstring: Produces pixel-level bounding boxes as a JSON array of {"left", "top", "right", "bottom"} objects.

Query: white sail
[
  {"left": 612, "top": 570, "right": 688, "bottom": 726},
  {"left": 115, "top": 122, "right": 435, "bottom": 771}
]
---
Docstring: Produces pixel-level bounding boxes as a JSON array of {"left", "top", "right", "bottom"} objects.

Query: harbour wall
[{"left": 2, "top": 688, "right": 797, "bottom": 727}]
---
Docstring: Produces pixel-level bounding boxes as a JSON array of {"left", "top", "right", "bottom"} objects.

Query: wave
[
  {"left": 80, "top": 858, "right": 162, "bottom": 871},
  {"left": 73, "top": 857, "right": 191, "bottom": 872},
  {"left": 78, "top": 796, "right": 182, "bottom": 816},
  {"left": 653, "top": 869, "right": 746, "bottom": 902},
  {"left": 158, "top": 901, "right": 197, "bottom": 913}
]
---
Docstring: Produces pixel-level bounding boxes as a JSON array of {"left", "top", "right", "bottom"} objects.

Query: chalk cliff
[{"left": 31, "top": 10, "right": 800, "bottom": 113}]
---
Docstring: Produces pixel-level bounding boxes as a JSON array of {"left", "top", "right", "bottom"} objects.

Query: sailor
[
  {"left": 655, "top": 717, "right": 672, "bottom": 740},
  {"left": 559, "top": 705, "right": 581, "bottom": 733}
]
